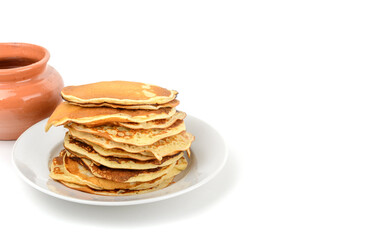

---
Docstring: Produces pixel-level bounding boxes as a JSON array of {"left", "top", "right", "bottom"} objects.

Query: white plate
[{"left": 12, "top": 115, "right": 228, "bottom": 206}]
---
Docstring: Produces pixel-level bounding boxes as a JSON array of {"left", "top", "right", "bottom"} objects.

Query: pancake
[
  {"left": 67, "top": 119, "right": 186, "bottom": 146},
  {"left": 116, "top": 111, "right": 186, "bottom": 129},
  {"left": 64, "top": 133, "right": 184, "bottom": 169},
  {"left": 50, "top": 150, "right": 181, "bottom": 184},
  {"left": 65, "top": 132, "right": 153, "bottom": 161},
  {"left": 81, "top": 111, "right": 186, "bottom": 129},
  {"left": 49, "top": 151, "right": 183, "bottom": 195},
  {"left": 68, "top": 127, "right": 194, "bottom": 160},
  {"left": 49, "top": 150, "right": 77, "bottom": 183},
  {"left": 77, "top": 154, "right": 185, "bottom": 183},
  {"left": 45, "top": 102, "right": 176, "bottom": 131},
  {"left": 70, "top": 99, "right": 180, "bottom": 110},
  {"left": 59, "top": 178, "right": 174, "bottom": 196},
  {"left": 63, "top": 153, "right": 186, "bottom": 190},
  {"left": 61, "top": 80, "right": 178, "bottom": 105}
]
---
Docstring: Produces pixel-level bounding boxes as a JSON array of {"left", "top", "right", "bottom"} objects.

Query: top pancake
[{"left": 61, "top": 81, "right": 178, "bottom": 105}]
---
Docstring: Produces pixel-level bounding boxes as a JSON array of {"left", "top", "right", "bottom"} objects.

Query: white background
[{"left": 1, "top": 0, "right": 370, "bottom": 239}]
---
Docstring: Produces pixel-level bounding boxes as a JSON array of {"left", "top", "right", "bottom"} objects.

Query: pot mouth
[{"left": 0, "top": 43, "right": 50, "bottom": 82}]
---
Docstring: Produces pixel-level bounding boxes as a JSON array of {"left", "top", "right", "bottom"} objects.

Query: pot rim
[{"left": 0, "top": 42, "right": 50, "bottom": 81}]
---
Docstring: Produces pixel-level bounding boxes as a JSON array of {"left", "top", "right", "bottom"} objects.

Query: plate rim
[{"left": 12, "top": 115, "right": 228, "bottom": 206}]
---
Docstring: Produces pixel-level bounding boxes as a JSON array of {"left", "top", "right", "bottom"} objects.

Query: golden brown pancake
[
  {"left": 59, "top": 178, "right": 174, "bottom": 196},
  {"left": 81, "top": 111, "right": 186, "bottom": 129},
  {"left": 64, "top": 133, "right": 184, "bottom": 169},
  {"left": 61, "top": 80, "right": 178, "bottom": 105},
  {"left": 49, "top": 151, "right": 186, "bottom": 195},
  {"left": 67, "top": 120, "right": 186, "bottom": 146},
  {"left": 70, "top": 99, "right": 180, "bottom": 110},
  {"left": 45, "top": 102, "right": 176, "bottom": 131},
  {"left": 116, "top": 111, "right": 186, "bottom": 129},
  {"left": 50, "top": 150, "right": 180, "bottom": 184},
  {"left": 63, "top": 153, "right": 186, "bottom": 190},
  {"left": 68, "top": 127, "right": 194, "bottom": 160},
  {"left": 65, "top": 132, "right": 154, "bottom": 161},
  {"left": 73, "top": 153, "right": 184, "bottom": 183}
]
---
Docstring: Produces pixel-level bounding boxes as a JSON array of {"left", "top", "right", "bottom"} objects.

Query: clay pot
[{"left": 0, "top": 43, "right": 63, "bottom": 140}]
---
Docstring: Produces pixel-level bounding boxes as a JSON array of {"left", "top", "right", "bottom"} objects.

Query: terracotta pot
[{"left": 0, "top": 43, "right": 64, "bottom": 140}]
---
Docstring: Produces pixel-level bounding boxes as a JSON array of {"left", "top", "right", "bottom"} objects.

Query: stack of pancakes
[{"left": 46, "top": 81, "right": 194, "bottom": 196}]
